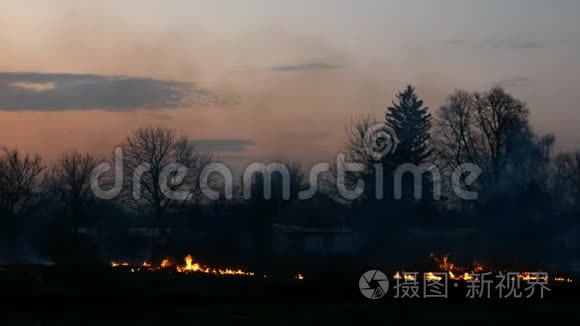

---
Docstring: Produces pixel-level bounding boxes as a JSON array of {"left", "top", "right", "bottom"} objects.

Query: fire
[
  {"left": 425, "top": 272, "right": 442, "bottom": 281},
  {"left": 174, "top": 255, "right": 255, "bottom": 276},
  {"left": 431, "top": 253, "right": 457, "bottom": 273},
  {"left": 519, "top": 272, "right": 548, "bottom": 282},
  {"left": 448, "top": 271, "right": 474, "bottom": 281},
  {"left": 430, "top": 253, "right": 573, "bottom": 283},
  {"left": 459, "top": 273, "right": 474, "bottom": 281},
  {"left": 176, "top": 254, "right": 208, "bottom": 273},
  {"left": 430, "top": 254, "right": 482, "bottom": 280},
  {"left": 110, "top": 254, "right": 255, "bottom": 277},
  {"left": 430, "top": 253, "right": 489, "bottom": 276},
  {"left": 472, "top": 261, "right": 485, "bottom": 273},
  {"left": 394, "top": 272, "right": 417, "bottom": 281},
  {"left": 295, "top": 274, "right": 305, "bottom": 280}
]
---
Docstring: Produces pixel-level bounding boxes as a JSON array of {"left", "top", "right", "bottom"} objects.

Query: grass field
[{"left": 1, "top": 265, "right": 578, "bottom": 325}]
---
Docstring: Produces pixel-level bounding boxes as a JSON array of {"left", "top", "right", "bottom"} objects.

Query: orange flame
[
  {"left": 425, "top": 272, "right": 442, "bottom": 281},
  {"left": 394, "top": 272, "right": 416, "bottom": 281},
  {"left": 111, "top": 254, "right": 256, "bottom": 277},
  {"left": 430, "top": 253, "right": 572, "bottom": 283},
  {"left": 519, "top": 272, "right": 548, "bottom": 282},
  {"left": 430, "top": 254, "right": 487, "bottom": 280}
]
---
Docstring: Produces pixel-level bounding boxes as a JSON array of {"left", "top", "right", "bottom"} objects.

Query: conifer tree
[{"left": 386, "top": 85, "right": 432, "bottom": 166}]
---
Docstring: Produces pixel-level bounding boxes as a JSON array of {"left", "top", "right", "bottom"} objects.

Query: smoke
[
  {"left": 0, "top": 1, "right": 458, "bottom": 165},
  {"left": 0, "top": 245, "right": 55, "bottom": 265}
]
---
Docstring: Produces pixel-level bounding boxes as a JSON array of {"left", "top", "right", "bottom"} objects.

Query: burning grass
[
  {"left": 405, "top": 253, "right": 575, "bottom": 283},
  {"left": 111, "top": 254, "right": 255, "bottom": 277}
]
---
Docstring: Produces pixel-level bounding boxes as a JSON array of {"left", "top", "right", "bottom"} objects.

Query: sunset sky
[{"left": 1, "top": 0, "right": 580, "bottom": 169}]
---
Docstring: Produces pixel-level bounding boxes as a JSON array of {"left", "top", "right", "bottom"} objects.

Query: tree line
[{"left": 0, "top": 85, "right": 579, "bottom": 269}]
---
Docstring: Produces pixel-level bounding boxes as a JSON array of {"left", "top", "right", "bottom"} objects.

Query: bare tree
[
  {"left": 173, "top": 137, "right": 214, "bottom": 208},
  {"left": 433, "top": 90, "right": 479, "bottom": 171},
  {"left": 473, "top": 86, "right": 529, "bottom": 179},
  {"left": 285, "top": 161, "right": 307, "bottom": 198},
  {"left": 0, "top": 147, "right": 44, "bottom": 219},
  {"left": 434, "top": 86, "right": 530, "bottom": 194},
  {"left": 247, "top": 160, "right": 307, "bottom": 202},
  {"left": 47, "top": 151, "right": 98, "bottom": 233},
  {"left": 120, "top": 127, "right": 211, "bottom": 225},
  {"left": 323, "top": 116, "right": 382, "bottom": 202}
]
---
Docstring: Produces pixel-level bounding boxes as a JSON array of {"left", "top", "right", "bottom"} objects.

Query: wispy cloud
[
  {"left": 485, "top": 38, "right": 545, "bottom": 50},
  {"left": 444, "top": 36, "right": 546, "bottom": 50},
  {"left": 498, "top": 76, "right": 533, "bottom": 88},
  {"left": 191, "top": 139, "right": 256, "bottom": 152},
  {"left": 9, "top": 81, "right": 57, "bottom": 92},
  {"left": 269, "top": 62, "right": 343, "bottom": 72},
  {"left": 0, "top": 72, "right": 235, "bottom": 111}
]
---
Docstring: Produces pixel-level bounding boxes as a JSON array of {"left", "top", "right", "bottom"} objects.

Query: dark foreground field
[{"left": 1, "top": 265, "right": 579, "bottom": 325}]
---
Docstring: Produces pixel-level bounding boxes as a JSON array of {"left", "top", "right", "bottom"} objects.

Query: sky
[{"left": 1, "top": 0, "right": 580, "bottom": 169}]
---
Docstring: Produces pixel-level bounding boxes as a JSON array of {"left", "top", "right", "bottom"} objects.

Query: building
[{"left": 272, "top": 224, "right": 359, "bottom": 255}]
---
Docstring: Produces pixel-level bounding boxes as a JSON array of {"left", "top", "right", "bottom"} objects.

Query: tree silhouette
[
  {"left": 324, "top": 87, "right": 435, "bottom": 257},
  {"left": 46, "top": 151, "right": 99, "bottom": 258},
  {"left": 243, "top": 161, "right": 307, "bottom": 262},
  {"left": 0, "top": 147, "right": 44, "bottom": 218},
  {"left": 0, "top": 147, "right": 44, "bottom": 247},
  {"left": 47, "top": 151, "right": 98, "bottom": 230},
  {"left": 434, "top": 86, "right": 531, "bottom": 196},
  {"left": 326, "top": 116, "right": 386, "bottom": 203},
  {"left": 554, "top": 151, "right": 580, "bottom": 212},
  {"left": 433, "top": 87, "right": 559, "bottom": 264},
  {"left": 473, "top": 86, "right": 529, "bottom": 181},
  {"left": 383, "top": 86, "right": 434, "bottom": 205},
  {"left": 120, "top": 127, "right": 211, "bottom": 224},
  {"left": 386, "top": 85, "right": 433, "bottom": 166},
  {"left": 116, "top": 127, "right": 212, "bottom": 259}
]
